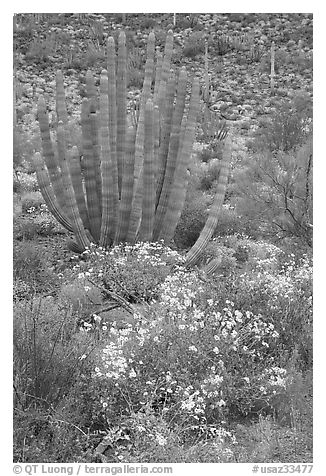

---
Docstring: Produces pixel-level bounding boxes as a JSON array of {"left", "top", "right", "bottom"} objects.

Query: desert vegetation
[{"left": 13, "top": 13, "right": 312, "bottom": 463}]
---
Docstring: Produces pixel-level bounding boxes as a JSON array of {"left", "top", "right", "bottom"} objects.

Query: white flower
[
  {"left": 243, "top": 377, "right": 250, "bottom": 384},
  {"left": 216, "top": 399, "right": 226, "bottom": 407},
  {"left": 189, "top": 345, "right": 198, "bottom": 352},
  {"left": 93, "top": 314, "right": 101, "bottom": 323},
  {"left": 156, "top": 434, "right": 167, "bottom": 446},
  {"left": 213, "top": 347, "right": 219, "bottom": 354},
  {"left": 129, "top": 368, "right": 137, "bottom": 378}
]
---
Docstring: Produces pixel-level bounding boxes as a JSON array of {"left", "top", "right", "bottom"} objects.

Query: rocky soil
[{"left": 14, "top": 12, "right": 313, "bottom": 139}]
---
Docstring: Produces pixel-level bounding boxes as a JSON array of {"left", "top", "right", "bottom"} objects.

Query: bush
[
  {"left": 13, "top": 239, "right": 312, "bottom": 462},
  {"left": 86, "top": 267, "right": 288, "bottom": 438},
  {"left": 21, "top": 191, "right": 44, "bottom": 214},
  {"left": 247, "top": 94, "right": 312, "bottom": 153},
  {"left": 13, "top": 297, "right": 98, "bottom": 462},
  {"left": 174, "top": 191, "right": 209, "bottom": 248},
  {"left": 73, "top": 242, "right": 186, "bottom": 304},
  {"left": 13, "top": 128, "right": 41, "bottom": 175},
  {"left": 13, "top": 243, "right": 59, "bottom": 295},
  {"left": 234, "top": 137, "right": 313, "bottom": 246},
  {"left": 15, "top": 172, "right": 39, "bottom": 193},
  {"left": 14, "top": 213, "right": 58, "bottom": 241},
  {"left": 206, "top": 249, "right": 313, "bottom": 369},
  {"left": 183, "top": 32, "right": 205, "bottom": 58},
  {"left": 127, "top": 48, "right": 145, "bottom": 88},
  {"left": 198, "top": 159, "right": 221, "bottom": 191}
]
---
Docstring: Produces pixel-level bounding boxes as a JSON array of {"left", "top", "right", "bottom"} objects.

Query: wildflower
[
  {"left": 129, "top": 369, "right": 137, "bottom": 378},
  {"left": 216, "top": 399, "right": 226, "bottom": 407},
  {"left": 213, "top": 347, "right": 219, "bottom": 355},
  {"left": 166, "top": 373, "right": 172, "bottom": 382},
  {"left": 156, "top": 434, "right": 167, "bottom": 446},
  {"left": 243, "top": 377, "right": 250, "bottom": 384},
  {"left": 189, "top": 345, "right": 198, "bottom": 352},
  {"left": 93, "top": 314, "right": 101, "bottom": 323}
]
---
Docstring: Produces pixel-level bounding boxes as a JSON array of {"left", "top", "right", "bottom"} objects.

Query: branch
[{"left": 87, "top": 278, "right": 142, "bottom": 318}]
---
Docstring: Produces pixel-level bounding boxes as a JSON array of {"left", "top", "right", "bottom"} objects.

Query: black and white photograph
[{"left": 11, "top": 7, "right": 317, "bottom": 471}]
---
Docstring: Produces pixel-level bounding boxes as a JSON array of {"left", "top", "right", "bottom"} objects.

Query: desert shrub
[
  {"left": 15, "top": 172, "right": 39, "bottom": 193},
  {"left": 174, "top": 191, "right": 209, "bottom": 248},
  {"left": 247, "top": 44, "right": 265, "bottom": 63},
  {"left": 260, "top": 47, "right": 312, "bottom": 74},
  {"left": 85, "top": 266, "right": 288, "bottom": 445},
  {"left": 212, "top": 207, "right": 251, "bottom": 238},
  {"left": 13, "top": 218, "right": 40, "bottom": 241},
  {"left": 13, "top": 177, "right": 22, "bottom": 193},
  {"left": 233, "top": 365, "right": 312, "bottom": 463},
  {"left": 88, "top": 407, "right": 237, "bottom": 463},
  {"left": 198, "top": 146, "right": 214, "bottom": 163},
  {"left": 58, "top": 280, "right": 102, "bottom": 313},
  {"left": 13, "top": 297, "right": 99, "bottom": 462},
  {"left": 127, "top": 48, "right": 145, "bottom": 88},
  {"left": 14, "top": 211, "right": 58, "bottom": 241},
  {"left": 234, "top": 137, "right": 313, "bottom": 246},
  {"left": 248, "top": 94, "right": 312, "bottom": 153},
  {"left": 13, "top": 278, "right": 32, "bottom": 301},
  {"left": 140, "top": 16, "right": 157, "bottom": 29},
  {"left": 13, "top": 297, "right": 100, "bottom": 406},
  {"left": 13, "top": 406, "right": 91, "bottom": 463},
  {"left": 206, "top": 250, "right": 312, "bottom": 369},
  {"left": 21, "top": 191, "right": 44, "bottom": 214},
  {"left": 13, "top": 128, "right": 41, "bottom": 175},
  {"left": 25, "top": 33, "right": 57, "bottom": 62},
  {"left": 198, "top": 159, "right": 222, "bottom": 191},
  {"left": 13, "top": 243, "right": 59, "bottom": 295},
  {"left": 183, "top": 31, "right": 205, "bottom": 58},
  {"left": 73, "top": 242, "right": 186, "bottom": 305},
  {"left": 84, "top": 41, "right": 106, "bottom": 67}
]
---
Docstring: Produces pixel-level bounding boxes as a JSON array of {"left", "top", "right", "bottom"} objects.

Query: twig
[{"left": 87, "top": 278, "right": 141, "bottom": 317}]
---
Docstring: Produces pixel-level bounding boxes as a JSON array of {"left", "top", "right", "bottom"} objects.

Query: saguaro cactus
[{"left": 34, "top": 30, "right": 231, "bottom": 267}]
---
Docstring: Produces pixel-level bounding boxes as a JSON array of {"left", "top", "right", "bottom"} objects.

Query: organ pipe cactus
[{"left": 34, "top": 30, "right": 232, "bottom": 268}]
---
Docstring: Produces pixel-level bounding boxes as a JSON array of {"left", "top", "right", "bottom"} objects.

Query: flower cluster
[
  {"left": 74, "top": 241, "right": 186, "bottom": 303},
  {"left": 91, "top": 258, "right": 286, "bottom": 428}
]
